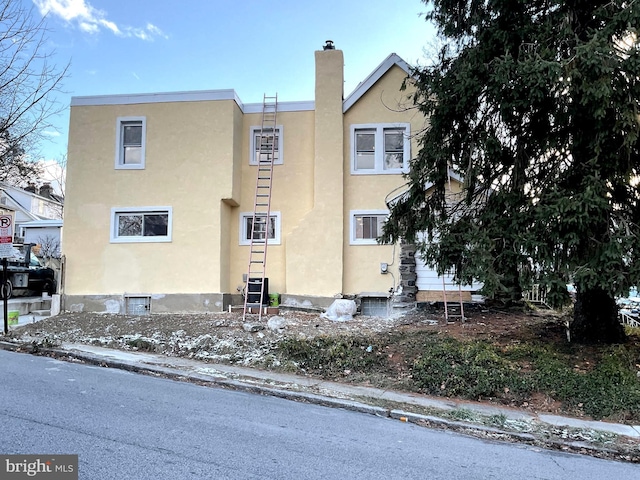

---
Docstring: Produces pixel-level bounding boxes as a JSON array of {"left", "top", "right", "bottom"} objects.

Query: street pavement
[
  {"left": 1, "top": 348, "right": 639, "bottom": 479},
  {"left": 0, "top": 337, "right": 638, "bottom": 460},
  {"left": 3, "top": 308, "right": 640, "bottom": 461}
]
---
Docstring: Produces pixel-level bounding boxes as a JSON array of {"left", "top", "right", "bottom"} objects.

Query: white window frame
[
  {"left": 110, "top": 206, "right": 172, "bottom": 243},
  {"left": 115, "top": 116, "right": 146, "bottom": 170},
  {"left": 249, "top": 125, "right": 284, "bottom": 165},
  {"left": 350, "top": 210, "right": 389, "bottom": 245},
  {"left": 239, "top": 211, "right": 281, "bottom": 245},
  {"left": 350, "top": 123, "right": 410, "bottom": 175}
]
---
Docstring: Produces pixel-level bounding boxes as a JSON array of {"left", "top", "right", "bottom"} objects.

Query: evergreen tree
[{"left": 383, "top": 0, "right": 640, "bottom": 343}]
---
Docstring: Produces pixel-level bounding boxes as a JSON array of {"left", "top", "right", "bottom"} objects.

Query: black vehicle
[{"left": 2, "top": 244, "right": 56, "bottom": 299}]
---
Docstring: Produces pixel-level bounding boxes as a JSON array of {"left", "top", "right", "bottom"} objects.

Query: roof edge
[
  {"left": 70, "top": 89, "right": 245, "bottom": 110},
  {"left": 343, "top": 53, "right": 411, "bottom": 113}
]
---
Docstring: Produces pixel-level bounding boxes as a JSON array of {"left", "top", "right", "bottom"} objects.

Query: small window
[
  {"left": 351, "top": 123, "right": 410, "bottom": 174},
  {"left": 111, "top": 207, "right": 172, "bottom": 243},
  {"left": 361, "top": 297, "right": 389, "bottom": 317},
  {"left": 115, "top": 116, "right": 146, "bottom": 169},
  {"left": 126, "top": 296, "right": 151, "bottom": 315},
  {"left": 240, "top": 212, "right": 281, "bottom": 245},
  {"left": 350, "top": 210, "right": 388, "bottom": 245},
  {"left": 249, "top": 126, "right": 283, "bottom": 165}
]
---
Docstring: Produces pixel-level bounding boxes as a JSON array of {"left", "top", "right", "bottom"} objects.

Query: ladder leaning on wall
[{"left": 243, "top": 94, "right": 278, "bottom": 321}]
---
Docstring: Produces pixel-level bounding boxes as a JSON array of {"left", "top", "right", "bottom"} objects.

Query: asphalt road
[{"left": 0, "top": 349, "right": 637, "bottom": 479}]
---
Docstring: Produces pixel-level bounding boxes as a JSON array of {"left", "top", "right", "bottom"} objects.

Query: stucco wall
[
  {"left": 342, "top": 66, "right": 423, "bottom": 295},
  {"left": 64, "top": 99, "right": 240, "bottom": 297},
  {"left": 286, "top": 49, "right": 345, "bottom": 297},
  {"left": 64, "top": 52, "right": 426, "bottom": 312}
]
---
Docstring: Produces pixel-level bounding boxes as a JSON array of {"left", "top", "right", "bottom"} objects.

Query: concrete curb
[{"left": 1, "top": 339, "right": 639, "bottom": 462}]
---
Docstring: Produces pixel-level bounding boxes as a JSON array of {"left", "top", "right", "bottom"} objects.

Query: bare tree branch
[{"left": 0, "top": 0, "right": 69, "bottom": 186}]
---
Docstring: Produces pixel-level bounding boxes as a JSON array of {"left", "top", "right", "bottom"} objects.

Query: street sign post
[{"left": 0, "top": 214, "right": 12, "bottom": 334}]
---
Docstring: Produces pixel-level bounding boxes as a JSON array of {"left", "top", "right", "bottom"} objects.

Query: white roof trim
[
  {"left": 343, "top": 53, "right": 411, "bottom": 113},
  {"left": 17, "top": 219, "right": 63, "bottom": 228},
  {"left": 71, "top": 89, "right": 244, "bottom": 109},
  {"left": 71, "top": 90, "right": 315, "bottom": 114},
  {"left": 243, "top": 101, "right": 314, "bottom": 114}
]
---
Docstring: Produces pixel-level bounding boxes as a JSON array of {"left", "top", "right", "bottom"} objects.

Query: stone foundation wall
[{"left": 393, "top": 242, "right": 417, "bottom": 305}]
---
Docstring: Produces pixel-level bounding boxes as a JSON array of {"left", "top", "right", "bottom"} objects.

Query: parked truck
[{"left": 2, "top": 244, "right": 56, "bottom": 299}]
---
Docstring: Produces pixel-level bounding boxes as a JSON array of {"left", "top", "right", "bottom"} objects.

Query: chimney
[
  {"left": 39, "top": 183, "right": 53, "bottom": 199},
  {"left": 24, "top": 184, "right": 37, "bottom": 193}
]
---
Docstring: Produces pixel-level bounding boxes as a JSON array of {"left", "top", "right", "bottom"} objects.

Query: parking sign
[{"left": 0, "top": 214, "right": 13, "bottom": 258}]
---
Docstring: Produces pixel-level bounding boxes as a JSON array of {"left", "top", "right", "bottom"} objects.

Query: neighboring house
[
  {"left": 0, "top": 183, "right": 63, "bottom": 255},
  {"left": 64, "top": 44, "right": 480, "bottom": 315},
  {"left": 19, "top": 219, "right": 63, "bottom": 258}
]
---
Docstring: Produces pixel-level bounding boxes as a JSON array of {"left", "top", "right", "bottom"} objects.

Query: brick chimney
[{"left": 39, "top": 183, "right": 53, "bottom": 199}]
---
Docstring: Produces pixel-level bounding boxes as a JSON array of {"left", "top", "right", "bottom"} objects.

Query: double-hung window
[
  {"left": 240, "top": 212, "right": 281, "bottom": 245},
  {"left": 111, "top": 207, "right": 172, "bottom": 243},
  {"left": 115, "top": 116, "right": 146, "bottom": 169},
  {"left": 350, "top": 210, "right": 388, "bottom": 245},
  {"left": 249, "top": 126, "right": 283, "bottom": 165},
  {"left": 351, "top": 123, "right": 410, "bottom": 174}
]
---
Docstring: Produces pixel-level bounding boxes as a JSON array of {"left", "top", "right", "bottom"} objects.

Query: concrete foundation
[
  {"left": 63, "top": 292, "right": 398, "bottom": 315},
  {"left": 63, "top": 293, "right": 233, "bottom": 314}
]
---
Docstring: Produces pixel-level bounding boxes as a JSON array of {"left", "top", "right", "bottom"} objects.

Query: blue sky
[{"left": 27, "top": 0, "right": 435, "bottom": 162}]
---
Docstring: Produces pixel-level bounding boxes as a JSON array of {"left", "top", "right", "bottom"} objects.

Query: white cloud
[
  {"left": 42, "top": 130, "right": 61, "bottom": 137},
  {"left": 33, "top": 0, "right": 166, "bottom": 41}
]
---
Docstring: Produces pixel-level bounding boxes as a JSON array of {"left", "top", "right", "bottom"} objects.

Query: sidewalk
[{"left": 1, "top": 338, "right": 638, "bottom": 461}]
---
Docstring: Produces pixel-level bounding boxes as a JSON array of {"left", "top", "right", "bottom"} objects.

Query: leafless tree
[
  {"left": 0, "top": 0, "right": 68, "bottom": 185},
  {"left": 36, "top": 234, "right": 60, "bottom": 260}
]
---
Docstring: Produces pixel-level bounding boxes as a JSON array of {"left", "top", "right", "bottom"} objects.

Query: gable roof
[
  {"left": 343, "top": 53, "right": 411, "bottom": 113},
  {"left": 0, "top": 183, "right": 63, "bottom": 221}
]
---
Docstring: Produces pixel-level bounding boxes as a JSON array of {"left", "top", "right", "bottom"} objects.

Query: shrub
[{"left": 411, "top": 338, "right": 521, "bottom": 398}]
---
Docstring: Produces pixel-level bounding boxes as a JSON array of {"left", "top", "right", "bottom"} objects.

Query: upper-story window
[
  {"left": 115, "top": 116, "right": 146, "bottom": 169},
  {"left": 351, "top": 123, "right": 410, "bottom": 174},
  {"left": 249, "top": 126, "right": 283, "bottom": 165}
]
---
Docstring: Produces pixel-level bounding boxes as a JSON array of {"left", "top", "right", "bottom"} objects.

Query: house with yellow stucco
[{"left": 63, "top": 44, "right": 479, "bottom": 315}]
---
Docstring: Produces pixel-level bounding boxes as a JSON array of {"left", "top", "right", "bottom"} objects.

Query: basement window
[
  {"left": 360, "top": 297, "right": 389, "bottom": 317},
  {"left": 125, "top": 295, "right": 151, "bottom": 315}
]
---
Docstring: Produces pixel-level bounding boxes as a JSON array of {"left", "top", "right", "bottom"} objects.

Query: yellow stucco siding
[
  {"left": 226, "top": 109, "right": 315, "bottom": 295},
  {"left": 64, "top": 99, "right": 240, "bottom": 296},
  {"left": 285, "top": 49, "right": 345, "bottom": 297},
  {"left": 342, "top": 66, "right": 423, "bottom": 295},
  {"left": 64, "top": 51, "right": 428, "bottom": 312}
]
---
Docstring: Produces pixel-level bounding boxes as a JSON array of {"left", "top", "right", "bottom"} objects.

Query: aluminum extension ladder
[{"left": 242, "top": 94, "right": 278, "bottom": 321}]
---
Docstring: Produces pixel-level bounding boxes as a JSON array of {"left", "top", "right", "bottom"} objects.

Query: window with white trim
[
  {"left": 350, "top": 210, "right": 388, "bottom": 245},
  {"left": 351, "top": 123, "right": 410, "bottom": 174},
  {"left": 249, "top": 126, "right": 283, "bottom": 165},
  {"left": 239, "top": 212, "right": 281, "bottom": 245},
  {"left": 110, "top": 207, "right": 172, "bottom": 243},
  {"left": 115, "top": 116, "right": 146, "bottom": 169}
]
